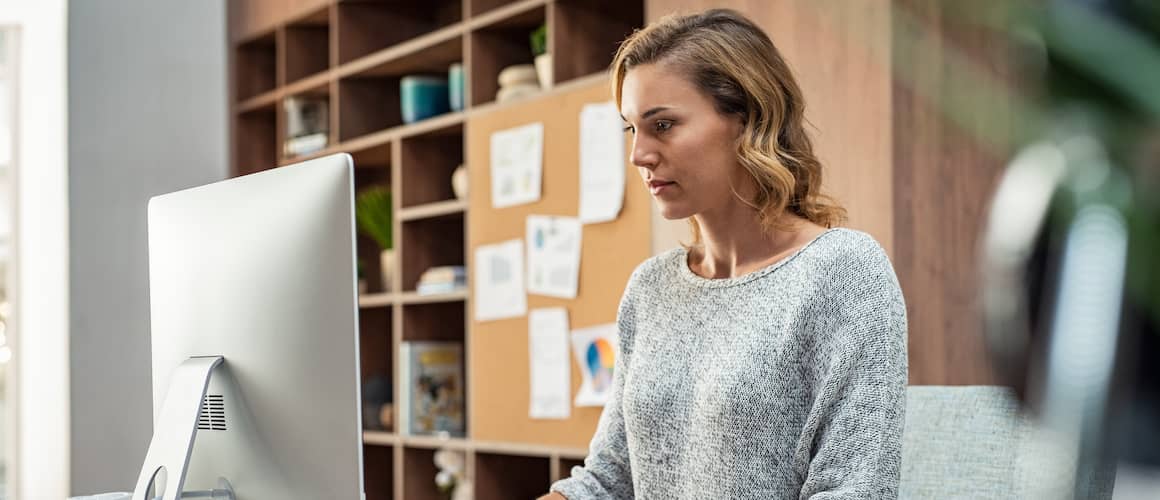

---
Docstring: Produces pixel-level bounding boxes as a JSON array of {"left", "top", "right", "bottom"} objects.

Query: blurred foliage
[
  {"left": 356, "top": 186, "right": 393, "bottom": 251},
  {"left": 531, "top": 23, "right": 547, "bottom": 57},
  {"left": 890, "top": 0, "right": 1160, "bottom": 331}
]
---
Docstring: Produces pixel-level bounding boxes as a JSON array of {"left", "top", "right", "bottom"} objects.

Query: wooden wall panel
[
  {"left": 466, "top": 79, "right": 652, "bottom": 448},
  {"left": 890, "top": 1, "right": 1009, "bottom": 385}
]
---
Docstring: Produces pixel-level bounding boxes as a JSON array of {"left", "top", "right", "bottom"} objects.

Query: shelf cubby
[
  {"left": 467, "top": 3, "right": 546, "bottom": 107},
  {"left": 551, "top": 0, "right": 642, "bottom": 85},
  {"left": 359, "top": 306, "right": 395, "bottom": 432},
  {"left": 364, "top": 444, "right": 396, "bottom": 500},
  {"left": 399, "top": 123, "right": 463, "bottom": 208},
  {"left": 353, "top": 165, "right": 393, "bottom": 294},
  {"left": 235, "top": 104, "right": 277, "bottom": 176},
  {"left": 353, "top": 153, "right": 392, "bottom": 189},
  {"left": 281, "top": 82, "right": 332, "bottom": 162},
  {"left": 338, "top": 32, "right": 463, "bottom": 142},
  {"left": 399, "top": 212, "right": 464, "bottom": 293},
  {"left": 337, "top": 0, "right": 462, "bottom": 65},
  {"left": 338, "top": 75, "right": 403, "bottom": 141},
  {"left": 401, "top": 301, "right": 465, "bottom": 343},
  {"left": 474, "top": 452, "right": 551, "bottom": 500},
  {"left": 283, "top": 6, "right": 331, "bottom": 84},
  {"left": 235, "top": 30, "right": 277, "bottom": 101},
  {"left": 402, "top": 446, "right": 443, "bottom": 500},
  {"left": 350, "top": 140, "right": 392, "bottom": 170}
]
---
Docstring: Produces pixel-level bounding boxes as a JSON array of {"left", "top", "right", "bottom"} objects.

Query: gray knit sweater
[{"left": 550, "top": 228, "right": 908, "bottom": 499}]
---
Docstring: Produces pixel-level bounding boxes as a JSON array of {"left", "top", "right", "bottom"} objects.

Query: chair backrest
[{"left": 900, "top": 385, "right": 1115, "bottom": 499}]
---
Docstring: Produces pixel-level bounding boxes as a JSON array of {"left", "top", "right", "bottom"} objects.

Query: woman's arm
[{"left": 797, "top": 246, "right": 909, "bottom": 500}]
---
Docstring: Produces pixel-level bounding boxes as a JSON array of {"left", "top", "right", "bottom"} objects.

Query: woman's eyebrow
[{"left": 621, "top": 106, "right": 673, "bottom": 122}]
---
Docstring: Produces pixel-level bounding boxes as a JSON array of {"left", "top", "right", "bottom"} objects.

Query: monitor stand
[{"left": 132, "top": 356, "right": 236, "bottom": 500}]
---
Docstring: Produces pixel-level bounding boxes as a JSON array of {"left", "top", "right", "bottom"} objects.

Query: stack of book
[{"left": 416, "top": 265, "right": 466, "bottom": 295}]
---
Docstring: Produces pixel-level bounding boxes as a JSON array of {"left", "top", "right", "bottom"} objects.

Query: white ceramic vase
[
  {"left": 380, "top": 249, "right": 395, "bottom": 291},
  {"left": 451, "top": 165, "right": 468, "bottom": 200},
  {"left": 534, "top": 52, "right": 552, "bottom": 89}
]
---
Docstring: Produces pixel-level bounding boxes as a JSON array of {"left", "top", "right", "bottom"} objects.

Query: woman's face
[{"left": 620, "top": 63, "right": 747, "bottom": 220}]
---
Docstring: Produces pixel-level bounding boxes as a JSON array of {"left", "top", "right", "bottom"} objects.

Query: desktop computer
[{"left": 132, "top": 154, "right": 365, "bottom": 499}]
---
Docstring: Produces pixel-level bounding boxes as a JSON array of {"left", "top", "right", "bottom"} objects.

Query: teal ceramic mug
[{"left": 400, "top": 75, "right": 450, "bottom": 124}]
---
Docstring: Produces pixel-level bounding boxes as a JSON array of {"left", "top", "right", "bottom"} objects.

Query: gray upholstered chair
[{"left": 900, "top": 385, "right": 1116, "bottom": 499}]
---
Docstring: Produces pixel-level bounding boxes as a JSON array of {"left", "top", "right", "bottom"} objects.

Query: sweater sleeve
[
  {"left": 797, "top": 245, "right": 909, "bottom": 500},
  {"left": 548, "top": 272, "right": 640, "bottom": 500}
]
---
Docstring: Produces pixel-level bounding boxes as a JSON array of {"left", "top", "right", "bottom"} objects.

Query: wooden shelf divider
[
  {"left": 397, "top": 289, "right": 468, "bottom": 305},
  {"left": 469, "top": 0, "right": 550, "bottom": 30},
  {"left": 398, "top": 199, "right": 467, "bottom": 221},
  {"left": 338, "top": 23, "right": 466, "bottom": 80},
  {"left": 237, "top": 88, "right": 280, "bottom": 113},
  {"left": 363, "top": 431, "right": 399, "bottom": 446},
  {"left": 358, "top": 292, "right": 395, "bottom": 309}
]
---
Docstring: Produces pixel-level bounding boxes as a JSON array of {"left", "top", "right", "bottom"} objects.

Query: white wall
[
  {"left": 0, "top": 1, "right": 71, "bottom": 500},
  {"left": 67, "top": 0, "right": 228, "bottom": 494}
]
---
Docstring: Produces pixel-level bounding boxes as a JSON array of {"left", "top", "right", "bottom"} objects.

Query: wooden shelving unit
[{"left": 229, "top": 1, "right": 642, "bottom": 498}]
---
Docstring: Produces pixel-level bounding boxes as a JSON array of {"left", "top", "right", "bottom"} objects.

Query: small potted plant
[
  {"left": 355, "top": 186, "right": 394, "bottom": 292},
  {"left": 531, "top": 23, "right": 550, "bottom": 89}
]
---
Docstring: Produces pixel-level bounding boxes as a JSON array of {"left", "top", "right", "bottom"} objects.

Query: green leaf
[
  {"left": 530, "top": 23, "right": 547, "bottom": 56},
  {"left": 356, "top": 186, "right": 393, "bottom": 250}
]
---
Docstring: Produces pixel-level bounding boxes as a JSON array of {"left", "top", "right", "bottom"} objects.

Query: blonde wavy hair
[{"left": 610, "top": 9, "right": 847, "bottom": 244}]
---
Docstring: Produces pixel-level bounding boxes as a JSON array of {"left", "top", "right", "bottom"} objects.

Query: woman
[{"left": 543, "top": 8, "right": 907, "bottom": 500}]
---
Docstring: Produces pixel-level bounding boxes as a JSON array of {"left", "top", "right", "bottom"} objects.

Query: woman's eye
[
  {"left": 655, "top": 120, "right": 672, "bottom": 132},
  {"left": 623, "top": 125, "right": 635, "bottom": 134}
]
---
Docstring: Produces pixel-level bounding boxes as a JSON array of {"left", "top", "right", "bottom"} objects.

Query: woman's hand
[{"left": 537, "top": 492, "right": 567, "bottom": 500}]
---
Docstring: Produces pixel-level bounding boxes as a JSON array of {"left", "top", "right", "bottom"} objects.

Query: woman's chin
[{"left": 655, "top": 201, "right": 692, "bottom": 220}]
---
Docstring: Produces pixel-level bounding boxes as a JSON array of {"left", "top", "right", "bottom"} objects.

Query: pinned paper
[
  {"left": 526, "top": 215, "right": 582, "bottom": 299},
  {"left": 490, "top": 122, "right": 544, "bottom": 208},
  {"left": 529, "top": 307, "right": 571, "bottom": 419},
  {"left": 579, "top": 101, "right": 626, "bottom": 224},
  {"left": 473, "top": 239, "right": 527, "bottom": 321},
  {"left": 571, "top": 323, "right": 619, "bottom": 407}
]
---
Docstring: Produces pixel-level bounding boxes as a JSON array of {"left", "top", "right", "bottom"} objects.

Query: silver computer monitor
[{"left": 136, "top": 153, "right": 363, "bottom": 499}]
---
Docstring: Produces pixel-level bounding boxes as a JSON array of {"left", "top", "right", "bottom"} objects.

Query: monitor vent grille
[{"left": 197, "top": 394, "right": 227, "bottom": 431}]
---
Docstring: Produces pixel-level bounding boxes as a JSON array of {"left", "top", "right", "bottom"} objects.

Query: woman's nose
[{"left": 630, "top": 135, "right": 657, "bottom": 169}]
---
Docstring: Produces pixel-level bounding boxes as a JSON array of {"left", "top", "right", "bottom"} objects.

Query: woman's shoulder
[
  {"left": 809, "top": 228, "right": 904, "bottom": 307},
  {"left": 810, "top": 227, "right": 893, "bottom": 273}
]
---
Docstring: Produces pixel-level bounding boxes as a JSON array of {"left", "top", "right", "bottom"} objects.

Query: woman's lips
[{"left": 648, "top": 180, "right": 676, "bottom": 195}]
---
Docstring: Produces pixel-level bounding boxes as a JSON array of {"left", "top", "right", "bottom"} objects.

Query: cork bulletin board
[{"left": 466, "top": 78, "right": 652, "bottom": 448}]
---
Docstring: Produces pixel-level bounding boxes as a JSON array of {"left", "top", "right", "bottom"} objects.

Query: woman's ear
[{"left": 733, "top": 115, "right": 747, "bottom": 142}]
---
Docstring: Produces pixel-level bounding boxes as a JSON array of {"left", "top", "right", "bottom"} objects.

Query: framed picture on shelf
[
  {"left": 400, "top": 341, "right": 465, "bottom": 437},
  {"left": 283, "top": 95, "right": 329, "bottom": 157}
]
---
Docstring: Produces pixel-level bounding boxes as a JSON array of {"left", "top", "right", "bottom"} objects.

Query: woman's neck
[{"left": 689, "top": 205, "right": 817, "bottom": 280}]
